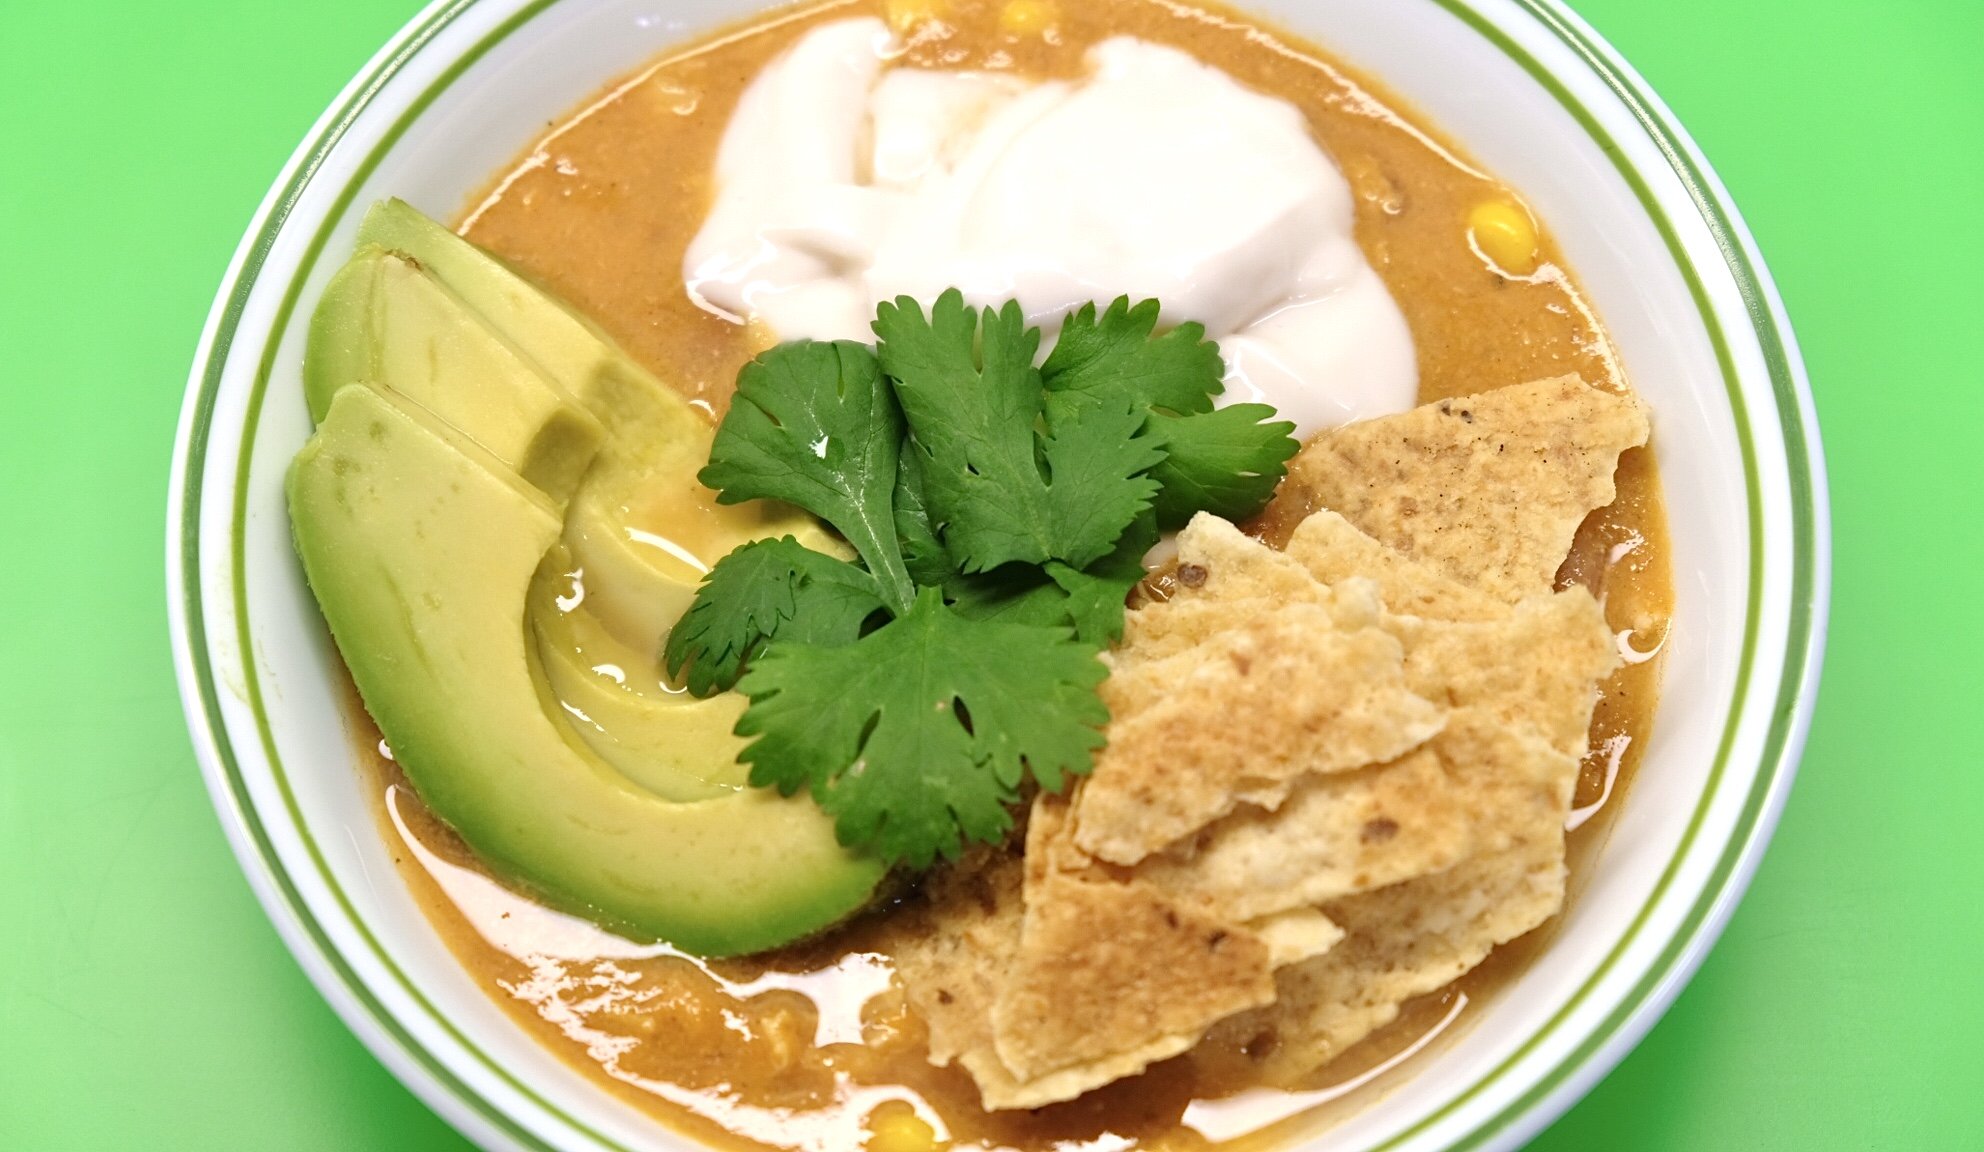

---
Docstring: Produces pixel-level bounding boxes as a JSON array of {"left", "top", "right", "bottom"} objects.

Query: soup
[{"left": 298, "top": 1, "right": 1674, "bottom": 1148}]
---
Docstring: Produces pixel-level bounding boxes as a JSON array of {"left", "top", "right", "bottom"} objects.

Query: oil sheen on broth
[{"left": 364, "top": 1, "right": 1678, "bottom": 1149}]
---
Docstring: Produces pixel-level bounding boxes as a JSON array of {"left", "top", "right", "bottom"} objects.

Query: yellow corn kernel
[
  {"left": 865, "top": 1103, "right": 944, "bottom": 1152},
  {"left": 1467, "top": 198, "right": 1541, "bottom": 276},
  {"left": 885, "top": 0, "right": 948, "bottom": 33},
  {"left": 999, "top": 0, "right": 1060, "bottom": 36}
]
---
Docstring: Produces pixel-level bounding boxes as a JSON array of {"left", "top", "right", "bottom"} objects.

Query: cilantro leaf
[
  {"left": 1146, "top": 404, "right": 1301, "bottom": 527},
  {"left": 891, "top": 443, "right": 954, "bottom": 587},
  {"left": 1046, "top": 509, "right": 1158, "bottom": 644},
  {"left": 1041, "top": 296, "right": 1225, "bottom": 421},
  {"left": 876, "top": 292, "right": 1053, "bottom": 572},
  {"left": 948, "top": 512, "right": 1156, "bottom": 645},
  {"left": 735, "top": 587, "right": 1108, "bottom": 868},
  {"left": 1041, "top": 296, "right": 1301, "bottom": 529},
  {"left": 697, "top": 340, "right": 913, "bottom": 613},
  {"left": 877, "top": 291, "right": 1160, "bottom": 572},
  {"left": 1047, "top": 563, "right": 1141, "bottom": 647},
  {"left": 663, "top": 537, "right": 884, "bottom": 696},
  {"left": 944, "top": 564, "right": 1068, "bottom": 629},
  {"left": 1039, "top": 398, "right": 1163, "bottom": 568}
]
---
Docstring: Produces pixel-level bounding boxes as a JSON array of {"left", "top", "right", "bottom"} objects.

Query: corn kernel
[
  {"left": 1467, "top": 198, "right": 1541, "bottom": 276},
  {"left": 885, "top": 0, "right": 948, "bottom": 33},
  {"left": 999, "top": 0, "right": 1060, "bottom": 36},
  {"left": 865, "top": 1103, "right": 944, "bottom": 1152}
]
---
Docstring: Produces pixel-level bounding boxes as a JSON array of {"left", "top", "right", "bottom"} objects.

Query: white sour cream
[{"left": 684, "top": 18, "right": 1417, "bottom": 437}]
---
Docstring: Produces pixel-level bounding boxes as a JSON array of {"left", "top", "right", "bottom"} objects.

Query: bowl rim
[{"left": 165, "top": 1, "right": 1831, "bottom": 1149}]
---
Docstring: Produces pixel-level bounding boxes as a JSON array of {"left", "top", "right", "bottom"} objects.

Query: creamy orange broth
[{"left": 354, "top": 1, "right": 1675, "bottom": 1148}]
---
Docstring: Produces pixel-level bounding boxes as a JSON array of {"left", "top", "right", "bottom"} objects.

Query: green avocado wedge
[
  {"left": 529, "top": 569, "right": 752, "bottom": 801},
  {"left": 288, "top": 384, "right": 886, "bottom": 955},
  {"left": 356, "top": 199, "right": 840, "bottom": 656},
  {"left": 534, "top": 621, "right": 754, "bottom": 802},
  {"left": 303, "top": 245, "right": 604, "bottom": 505},
  {"left": 562, "top": 465, "right": 851, "bottom": 659},
  {"left": 356, "top": 197, "right": 685, "bottom": 443}
]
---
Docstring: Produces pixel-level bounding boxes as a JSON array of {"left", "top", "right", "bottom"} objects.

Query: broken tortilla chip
[
  {"left": 1131, "top": 705, "right": 1570, "bottom": 925},
  {"left": 1391, "top": 589, "right": 1618, "bottom": 758},
  {"left": 1078, "top": 601, "right": 1446, "bottom": 865},
  {"left": 1164, "top": 514, "right": 1327, "bottom": 605},
  {"left": 1248, "top": 907, "right": 1348, "bottom": 968},
  {"left": 889, "top": 794, "right": 1317, "bottom": 1113},
  {"left": 1284, "top": 510, "right": 1504, "bottom": 622},
  {"left": 1203, "top": 708, "right": 1580, "bottom": 1083},
  {"left": 1115, "top": 516, "right": 1373, "bottom": 670},
  {"left": 1130, "top": 744, "right": 1473, "bottom": 923},
  {"left": 1282, "top": 375, "right": 1648, "bottom": 602},
  {"left": 890, "top": 843, "right": 1026, "bottom": 1071},
  {"left": 989, "top": 873, "right": 1279, "bottom": 1096},
  {"left": 1210, "top": 836, "right": 1572, "bottom": 1085},
  {"left": 892, "top": 375, "right": 1649, "bottom": 1109}
]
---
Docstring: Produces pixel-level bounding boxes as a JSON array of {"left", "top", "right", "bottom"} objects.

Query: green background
[{"left": 1, "top": 0, "right": 1977, "bottom": 1146}]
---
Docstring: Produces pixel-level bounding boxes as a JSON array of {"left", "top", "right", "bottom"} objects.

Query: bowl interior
[{"left": 176, "top": 1, "right": 1813, "bottom": 1149}]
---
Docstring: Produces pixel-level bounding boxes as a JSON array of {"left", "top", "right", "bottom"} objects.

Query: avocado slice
[
  {"left": 356, "top": 198, "right": 686, "bottom": 443},
  {"left": 562, "top": 464, "right": 853, "bottom": 659},
  {"left": 289, "top": 384, "right": 885, "bottom": 955},
  {"left": 355, "top": 200, "right": 841, "bottom": 655},
  {"left": 304, "top": 246, "right": 604, "bottom": 504},
  {"left": 537, "top": 640, "right": 753, "bottom": 802},
  {"left": 533, "top": 609, "right": 752, "bottom": 802},
  {"left": 528, "top": 566, "right": 751, "bottom": 801}
]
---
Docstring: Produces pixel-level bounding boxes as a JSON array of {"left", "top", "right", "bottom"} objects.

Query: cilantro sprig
[
  {"left": 696, "top": 340, "right": 914, "bottom": 614},
  {"left": 663, "top": 537, "right": 884, "bottom": 697},
  {"left": 737, "top": 587, "right": 1108, "bottom": 869},
  {"left": 878, "top": 295, "right": 1164, "bottom": 572},
  {"left": 664, "top": 291, "right": 1299, "bottom": 869}
]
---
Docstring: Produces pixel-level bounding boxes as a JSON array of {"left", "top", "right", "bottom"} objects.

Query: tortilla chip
[
  {"left": 1131, "top": 744, "right": 1474, "bottom": 923},
  {"left": 1115, "top": 595, "right": 1283, "bottom": 670},
  {"left": 896, "top": 375, "right": 1646, "bottom": 1104},
  {"left": 968, "top": 1034, "right": 1188, "bottom": 1111},
  {"left": 889, "top": 844, "right": 1026, "bottom": 1070},
  {"left": 1284, "top": 510, "right": 1504, "bottom": 622},
  {"left": 1282, "top": 375, "right": 1648, "bottom": 602},
  {"left": 1168, "top": 514, "right": 1327, "bottom": 605},
  {"left": 1077, "top": 601, "right": 1446, "bottom": 865},
  {"left": 1117, "top": 582, "right": 1384, "bottom": 672},
  {"left": 893, "top": 793, "right": 1318, "bottom": 1112},
  {"left": 990, "top": 873, "right": 1278, "bottom": 1091},
  {"left": 1425, "top": 708, "right": 1581, "bottom": 851},
  {"left": 887, "top": 838, "right": 1172, "bottom": 1113},
  {"left": 1021, "top": 787, "right": 1087, "bottom": 881},
  {"left": 1214, "top": 838, "right": 1570, "bottom": 1084},
  {"left": 1115, "top": 516, "right": 1365, "bottom": 671},
  {"left": 1248, "top": 907, "right": 1347, "bottom": 968},
  {"left": 1204, "top": 710, "right": 1579, "bottom": 1083},
  {"left": 1281, "top": 507, "right": 1618, "bottom": 754},
  {"left": 1028, "top": 792, "right": 1349, "bottom": 976},
  {"left": 1391, "top": 588, "right": 1617, "bottom": 757}
]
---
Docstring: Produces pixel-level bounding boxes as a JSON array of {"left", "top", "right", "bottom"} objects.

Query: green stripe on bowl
[{"left": 180, "top": 1, "right": 612, "bottom": 1147}]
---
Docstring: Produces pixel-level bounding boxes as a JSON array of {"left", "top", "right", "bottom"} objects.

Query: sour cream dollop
[{"left": 684, "top": 19, "right": 1416, "bottom": 437}]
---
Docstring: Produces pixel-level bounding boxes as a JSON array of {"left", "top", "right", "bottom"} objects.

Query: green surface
[{"left": 0, "top": 0, "right": 1977, "bottom": 1148}]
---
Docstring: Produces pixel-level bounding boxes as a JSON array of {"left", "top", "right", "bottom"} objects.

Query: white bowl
[{"left": 166, "top": 1, "right": 1830, "bottom": 1149}]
